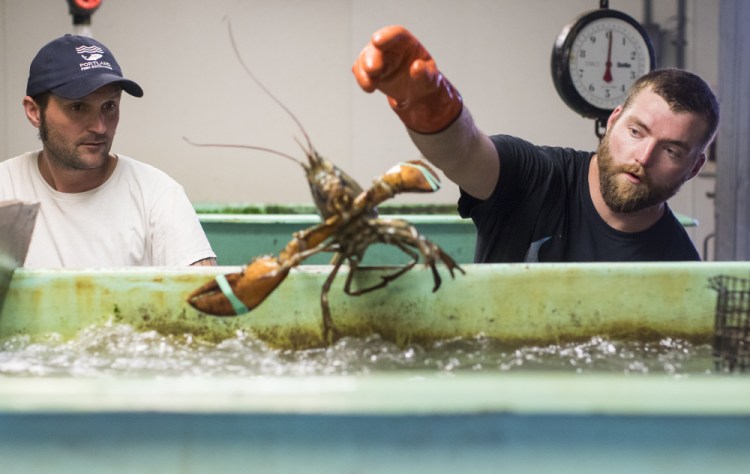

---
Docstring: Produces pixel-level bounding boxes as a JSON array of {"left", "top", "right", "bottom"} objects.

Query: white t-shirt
[{"left": 0, "top": 151, "right": 216, "bottom": 268}]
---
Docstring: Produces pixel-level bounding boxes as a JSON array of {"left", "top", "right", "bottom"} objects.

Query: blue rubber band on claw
[{"left": 215, "top": 274, "right": 250, "bottom": 315}]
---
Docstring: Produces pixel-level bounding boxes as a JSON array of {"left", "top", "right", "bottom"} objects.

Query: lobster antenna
[
  {"left": 182, "top": 137, "right": 303, "bottom": 165},
  {"left": 225, "top": 18, "right": 316, "bottom": 158}
]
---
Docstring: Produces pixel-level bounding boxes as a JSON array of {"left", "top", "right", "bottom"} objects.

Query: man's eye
[{"left": 665, "top": 147, "right": 682, "bottom": 160}]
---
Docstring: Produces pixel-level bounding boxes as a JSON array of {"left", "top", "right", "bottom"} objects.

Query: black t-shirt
[{"left": 457, "top": 134, "right": 701, "bottom": 263}]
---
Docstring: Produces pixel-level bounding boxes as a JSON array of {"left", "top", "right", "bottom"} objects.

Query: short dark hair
[
  {"left": 623, "top": 68, "right": 719, "bottom": 149},
  {"left": 31, "top": 91, "right": 52, "bottom": 112}
]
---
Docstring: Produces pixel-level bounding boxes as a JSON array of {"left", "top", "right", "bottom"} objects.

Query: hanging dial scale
[{"left": 551, "top": 0, "right": 655, "bottom": 137}]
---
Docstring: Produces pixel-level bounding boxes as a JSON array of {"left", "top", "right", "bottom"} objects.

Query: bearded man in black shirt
[{"left": 352, "top": 26, "right": 719, "bottom": 263}]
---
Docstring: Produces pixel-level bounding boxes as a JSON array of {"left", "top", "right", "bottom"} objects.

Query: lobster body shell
[{"left": 304, "top": 151, "right": 369, "bottom": 221}]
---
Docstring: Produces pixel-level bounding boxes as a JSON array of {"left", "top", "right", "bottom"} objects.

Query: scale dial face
[{"left": 552, "top": 9, "right": 655, "bottom": 120}]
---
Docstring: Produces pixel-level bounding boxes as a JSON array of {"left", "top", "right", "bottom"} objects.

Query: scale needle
[{"left": 603, "top": 30, "right": 613, "bottom": 83}]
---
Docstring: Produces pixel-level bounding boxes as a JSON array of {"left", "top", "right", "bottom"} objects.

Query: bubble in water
[{"left": 0, "top": 325, "right": 715, "bottom": 378}]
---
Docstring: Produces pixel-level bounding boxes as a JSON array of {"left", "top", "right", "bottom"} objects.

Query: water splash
[{"left": 0, "top": 324, "right": 714, "bottom": 378}]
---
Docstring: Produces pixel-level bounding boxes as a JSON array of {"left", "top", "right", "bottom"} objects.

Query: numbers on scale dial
[{"left": 569, "top": 17, "right": 651, "bottom": 111}]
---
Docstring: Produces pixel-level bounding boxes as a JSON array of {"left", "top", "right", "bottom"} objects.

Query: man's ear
[
  {"left": 606, "top": 105, "right": 624, "bottom": 130},
  {"left": 688, "top": 153, "right": 707, "bottom": 181},
  {"left": 22, "top": 96, "right": 42, "bottom": 128}
]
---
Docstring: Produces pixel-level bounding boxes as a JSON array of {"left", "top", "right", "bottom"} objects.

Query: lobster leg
[
  {"left": 342, "top": 245, "right": 419, "bottom": 296},
  {"left": 416, "top": 239, "right": 464, "bottom": 292},
  {"left": 374, "top": 218, "right": 464, "bottom": 292},
  {"left": 320, "top": 253, "right": 345, "bottom": 344}
]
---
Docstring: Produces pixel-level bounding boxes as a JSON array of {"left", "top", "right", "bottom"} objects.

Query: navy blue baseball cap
[{"left": 26, "top": 34, "right": 143, "bottom": 99}]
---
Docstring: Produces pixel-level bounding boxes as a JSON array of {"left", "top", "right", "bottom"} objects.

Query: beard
[
  {"left": 596, "top": 134, "right": 687, "bottom": 213},
  {"left": 38, "top": 109, "right": 111, "bottom": 170}
]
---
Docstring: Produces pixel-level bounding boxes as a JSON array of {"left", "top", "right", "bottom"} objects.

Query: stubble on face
[
  {"left": 38, "top": 104, "right": 112, "bottom": 171},
  {"left": 596, "top": 133, "right": 687, "bottom": 213}
]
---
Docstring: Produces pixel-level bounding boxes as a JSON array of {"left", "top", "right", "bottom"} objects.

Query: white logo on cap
[
  {"left": 76, "top": 45, "right": 104, "bottom": 61},
  {"left": 75, "top": 44, "right": 113, "bottom": 72}
]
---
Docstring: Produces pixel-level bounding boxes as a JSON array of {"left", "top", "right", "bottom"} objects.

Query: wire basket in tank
[{"left": 710, "top": 275, "right": 750, "bottom": 372}]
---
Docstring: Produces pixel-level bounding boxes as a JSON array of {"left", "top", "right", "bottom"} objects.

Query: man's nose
[
  {"left": 87, "top": 111, "right": 107, "bottom": 134},
  {"left": 635, "top": 141, "right": 657, "bottom": 167}
]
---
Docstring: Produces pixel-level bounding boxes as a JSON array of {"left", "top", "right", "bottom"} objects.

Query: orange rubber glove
[{"left": 352, "top": 25, "right": 463, "bottom": 134}]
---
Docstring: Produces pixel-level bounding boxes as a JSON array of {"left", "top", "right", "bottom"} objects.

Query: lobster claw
[
  {"left": 187, "top": 256, "right": 289, "bottom": 316},
  {"left": 357, "top": 160, "right": 442, "bottom": 209},
  {"left": 384, "top": 160, "right": 441, "bottom": 193}
]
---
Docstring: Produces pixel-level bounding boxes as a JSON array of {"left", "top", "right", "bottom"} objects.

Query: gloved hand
[{"left": 352, "top": 25, "right": 463, "bottom": 134}]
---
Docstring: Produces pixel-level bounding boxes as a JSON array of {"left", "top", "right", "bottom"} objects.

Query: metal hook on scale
[{"left": 67, "top": 0, "right": 102, "bottom": 37}]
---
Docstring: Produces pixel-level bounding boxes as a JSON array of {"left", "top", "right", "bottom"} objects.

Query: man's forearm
[{"left": 407, "top": 106, "right": 499, "bottom": 200}]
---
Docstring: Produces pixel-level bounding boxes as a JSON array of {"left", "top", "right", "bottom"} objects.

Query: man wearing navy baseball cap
[
  {"left": 25, "top": 34, "right": 144, "bottom": 100},
  {"left": 0, "top": 35, "right": 217, "bottom": 268}
]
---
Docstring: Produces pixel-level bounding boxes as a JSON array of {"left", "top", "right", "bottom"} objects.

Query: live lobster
[{"left": 186, "top": 22, "right": 464, "bottom": 344}]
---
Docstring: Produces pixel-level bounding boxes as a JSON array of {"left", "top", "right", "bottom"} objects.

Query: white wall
[{"left": 0, "top": 0, "right": 720, "bottom": 253}]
